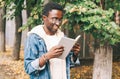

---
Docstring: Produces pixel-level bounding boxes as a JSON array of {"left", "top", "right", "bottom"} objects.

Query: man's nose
[{"left": 55, "top": 21, "right": 61, "bottom": 26}]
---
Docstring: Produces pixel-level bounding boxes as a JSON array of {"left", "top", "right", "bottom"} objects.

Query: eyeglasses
[{"left": 48, "top": 17, "right": 62, "bottom": 24}]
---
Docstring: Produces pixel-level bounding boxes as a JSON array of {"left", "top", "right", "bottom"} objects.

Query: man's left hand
[{"left": 71, "top": 43, "right": 80, "bottom": 55}]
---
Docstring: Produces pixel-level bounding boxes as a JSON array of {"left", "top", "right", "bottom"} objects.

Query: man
[{"left": 24, "top": 2, "right": 80, "bottom": 79}]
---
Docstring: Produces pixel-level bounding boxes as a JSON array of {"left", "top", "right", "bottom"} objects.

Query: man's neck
[{"left": 43, "top": 26, "right": 55, "bottom": 35}]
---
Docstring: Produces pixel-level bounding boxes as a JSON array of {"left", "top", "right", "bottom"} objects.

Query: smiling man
[{"left": 24, "top": 2, "right": 80, "bottom": 79}]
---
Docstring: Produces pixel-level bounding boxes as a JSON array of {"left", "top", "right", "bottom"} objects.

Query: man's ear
[{"left": 42, "top": 15, "right": 47, "bottom": 21}]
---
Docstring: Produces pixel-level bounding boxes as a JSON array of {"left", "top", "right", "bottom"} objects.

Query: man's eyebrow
[{"left": 51, "top": 17, "right": 63, "bottom": 19}]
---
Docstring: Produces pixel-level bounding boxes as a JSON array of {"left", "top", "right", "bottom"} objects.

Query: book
[{"left": 58, "top": 35, "right": 81, "bottom": 59}]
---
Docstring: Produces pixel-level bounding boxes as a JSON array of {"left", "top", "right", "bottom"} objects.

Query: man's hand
[
  {"left": 71, "top": 43, "right": 80, "bottom": 55},
  {"left": 71, "top": 43, "right": 80, "bottom": 62},
  {"left": 46, "top": 45, "right": 64, "bottom": 59}
]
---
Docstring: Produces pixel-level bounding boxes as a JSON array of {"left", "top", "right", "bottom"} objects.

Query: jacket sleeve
[{"left": 24, "top": 34, "right": 45, "bottom": 75}]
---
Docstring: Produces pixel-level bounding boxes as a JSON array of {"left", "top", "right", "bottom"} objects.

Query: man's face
[{"left": 43, "top": 9, "right": 63, "bottom": 35}]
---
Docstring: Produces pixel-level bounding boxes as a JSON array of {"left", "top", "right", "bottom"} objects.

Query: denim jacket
[{"left": 24, "top": 33, "right": 71, "bottom": 79}]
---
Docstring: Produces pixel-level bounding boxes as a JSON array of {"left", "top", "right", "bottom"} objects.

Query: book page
[{"left": 58, "top": 35, "right": 81, "bottom": 59}]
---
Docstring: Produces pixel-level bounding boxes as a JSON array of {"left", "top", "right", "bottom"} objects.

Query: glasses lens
[{"left": 51, "top": 18, "right": 62, "bottom": 24}]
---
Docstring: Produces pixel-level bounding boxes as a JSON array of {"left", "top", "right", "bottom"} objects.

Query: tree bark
[
  {"left": 100, "top": 0, "right": 105, "bottom": 9},
  {"left": 43, "top": 0, "right": 51, "bottom": 6},
  {"left": 114, "top": 11, "right": 120, "bottom": 25},
  {"left": 92, "top": 46, "right": 113, "bottom": 79},
  {"left": 12, "top": 12, "right": 22, "bottom": 60},
  {"left": 0, "top": 7, "right": 6, "bottom": 52}
]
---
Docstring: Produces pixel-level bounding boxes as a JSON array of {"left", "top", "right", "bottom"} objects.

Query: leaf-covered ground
[{"left": 0, "top": 49, "right": 120, "bottom": 79}]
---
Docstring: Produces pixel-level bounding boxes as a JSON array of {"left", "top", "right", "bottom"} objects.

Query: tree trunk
[
  {"left": 92, "top": 46, "right": 113, "bottom": 79},
  {"left": 114, "top": 11, "right": 120, "bottom": 25},
  {"left": 12, "top": 13, "right": 22, "bottom": 60},
  {"left": 100, "top": 0, "right": 105, "bottom": 9},
  {"left": 26, "top": 0, "right": 32, "bottom": 31},
  {"left": 0, "top": 7, "right": 6, "bottom": 52},
  {"left": 43, "top": 0, "right": 51, "bottom": 5}
]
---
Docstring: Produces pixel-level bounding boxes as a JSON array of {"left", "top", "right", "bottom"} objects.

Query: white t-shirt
[{"left": 45, "top": 34, "right": 67, "bottom": 79}]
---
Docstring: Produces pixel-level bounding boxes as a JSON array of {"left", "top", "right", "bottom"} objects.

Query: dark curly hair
[{"left": 42, "top": 2, "right": 64, "bottom": 16}]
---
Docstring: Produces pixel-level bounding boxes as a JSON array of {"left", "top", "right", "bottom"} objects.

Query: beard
[{"left": 47, "top": 25, "right": 59, "bottom": 34}]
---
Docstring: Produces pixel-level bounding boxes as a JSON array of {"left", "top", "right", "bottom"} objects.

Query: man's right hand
[{"left": 46, "top": 45, "right": 64, "bottom": 59}]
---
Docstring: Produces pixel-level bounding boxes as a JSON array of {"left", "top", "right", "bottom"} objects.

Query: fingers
[
  {"left": 55, "top": 46, "right": 64, "bottom": 52},
  {"left": 73, "top": 43, "right": 80, "bottom": 51},
  {"left": 74, "top": 43, "right": 80, "bottom": 48},
  {"left": 54, "top": 45, "right": 64, "bottom": 50},
  {"left": 72, "top": 43, "right": 80, "bottom": 55},
  {"left": 54, "top": 46, "right": 64, "bottom": 57},
  {"left": 48, "top": 45, "right": 64, "bottom": 58}
]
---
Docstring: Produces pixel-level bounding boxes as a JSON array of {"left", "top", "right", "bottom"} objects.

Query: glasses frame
[{"left": 47, "top": 16, "right": 62, "bottom": 24}]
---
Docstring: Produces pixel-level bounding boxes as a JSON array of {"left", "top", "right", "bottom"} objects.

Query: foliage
[
  {"left": 19, "top": 0, "right": 44, "bottom": 31},
  {"left": 0, "top": 0, "right": 5, "bottom": 8},
  {"left": 3, "top": 0, "right": 24, "bottom": 19},
  {"left": 105, "top": 0, "right": 120, "bottom": 11},
  {"left": 2, "top": 0, "right": 44, "bottom": 31},
  {"left": 92, "top": 0, "right": 120, "bottom": 11},
  {"left": 64, "top": 0, "right": 120, "bottom": 46},
  {"left": 2, "top": 0, "right": 120, "bottom": 45}
]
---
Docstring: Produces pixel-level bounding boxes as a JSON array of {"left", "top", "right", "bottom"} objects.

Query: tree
[
  {"left": 0, "top": 1, "right": 6, "bottom": 52},
  {"left": 5, "top": 0, "right": 51, "bottom": 59},
  {"left": 12, "top": 0, "right": 24, "bottom": 60},
  {"left": 19, "top": 0, "right": 43, "bottom": 31},
  {"left": 92, "top": 0, "right": 120, "bottom": 79},
  {"left": 12, "top": 12, "right": 22, "bottom": 60},
  {"left": 63, "top": 0, "right": 120, "bottom": 79},
  {"left": 5, "top": 0, "right": 24, "bottom": 60}
]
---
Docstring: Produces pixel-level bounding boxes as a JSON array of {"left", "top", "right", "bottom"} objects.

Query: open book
[{"left": 58, "top": 35, "right": 81, "bottom": 59}]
